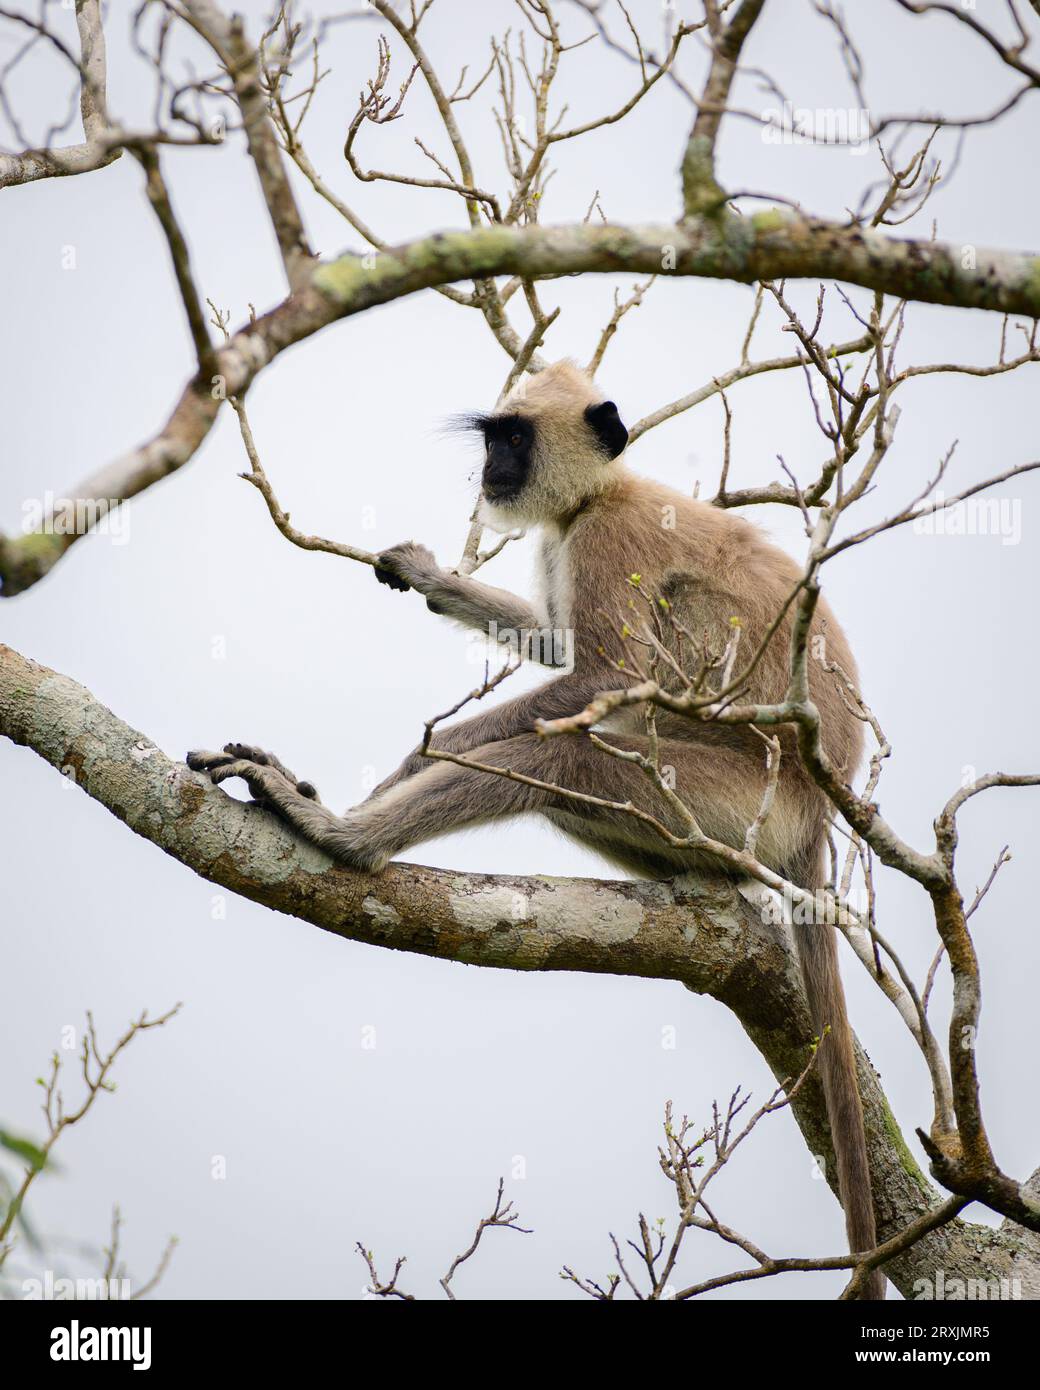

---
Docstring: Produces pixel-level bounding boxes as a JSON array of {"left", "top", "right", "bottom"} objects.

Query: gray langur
[{"left": 187, "top": 359, "right": 883, "bottom": 1298}]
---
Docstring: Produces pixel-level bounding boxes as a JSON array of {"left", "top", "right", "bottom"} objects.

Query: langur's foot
[
  {"left": 186, "top": 744, "right": 320, "bottom": 801},
  {"left": 187, "top": 748, "right": 389, "bottom": 872},
  {"left": 186, "top": 751, "right": 292, "bottom": 807}
]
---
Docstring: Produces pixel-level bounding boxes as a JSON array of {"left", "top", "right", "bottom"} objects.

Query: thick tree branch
[
  {"left": 2, "top": 640, "right": 1039, "bottom": 1297},
  {"left": 0, "top": 378, "right": 220, "bottom": 595},
  {"left": 4, "top": 209, "right": 1040, "bottom": 596}
]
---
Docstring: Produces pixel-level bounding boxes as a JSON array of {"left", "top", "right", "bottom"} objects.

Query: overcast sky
[{"left": 2, "top": 0, "right": 1039, "bottom": 1301}]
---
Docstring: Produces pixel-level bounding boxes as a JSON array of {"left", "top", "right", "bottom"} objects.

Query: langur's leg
[
  {"left": 360, "top": 672, "right": 611, "bottom": 803},
  {"left": 192, "top": 731, "right": 812, "bottom": 878},
  {"left": 195, "top": 675, "right": 612, "bottom": 813}
]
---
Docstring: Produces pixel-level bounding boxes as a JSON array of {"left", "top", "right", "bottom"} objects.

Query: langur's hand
[{"left": 373, "top": 541, "right": 440, "bottom": 595}]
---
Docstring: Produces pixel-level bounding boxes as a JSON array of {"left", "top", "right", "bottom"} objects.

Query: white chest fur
[{"left": 536, "top": 528, "right": 576, "bottom": 633}]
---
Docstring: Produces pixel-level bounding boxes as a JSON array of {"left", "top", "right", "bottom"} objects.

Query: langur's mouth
[{"left": 482, "top": 483, "right": 519, "bottom": 504}]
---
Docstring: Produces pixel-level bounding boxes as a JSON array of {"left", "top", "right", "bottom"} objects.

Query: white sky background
[{"left": 1, "top": 0, "right": 1038, "bottom": 1301}]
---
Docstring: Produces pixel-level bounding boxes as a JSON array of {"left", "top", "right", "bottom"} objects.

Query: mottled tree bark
[{"left": 2, "top": 641, "right": 1037, "bottom": 1298}]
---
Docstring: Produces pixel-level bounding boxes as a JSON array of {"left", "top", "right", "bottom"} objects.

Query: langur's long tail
[{"left": 789, "top": 837, "right": 886, "bottom": 1301}]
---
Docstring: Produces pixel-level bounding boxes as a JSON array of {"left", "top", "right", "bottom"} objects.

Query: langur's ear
[{"left": 585, "top": 400, "right": 629, "bottom": 460}]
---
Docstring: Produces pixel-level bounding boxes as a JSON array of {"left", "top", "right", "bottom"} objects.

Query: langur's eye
[{"left": 510, "top": 433, "right": 522, "bottom": 448}]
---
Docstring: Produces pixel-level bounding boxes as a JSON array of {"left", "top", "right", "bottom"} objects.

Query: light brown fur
[{"left": 188, "top": 360, "right": 883, "bottom": 1297}]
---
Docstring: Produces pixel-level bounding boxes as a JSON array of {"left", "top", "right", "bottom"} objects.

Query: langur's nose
[{"left": 484, "top": 462, "right": 511, "bottom": 490}]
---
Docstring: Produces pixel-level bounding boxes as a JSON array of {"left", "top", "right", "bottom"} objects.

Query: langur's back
[{"left": 571, "top": 474, "right": 863, "bottom": 777}]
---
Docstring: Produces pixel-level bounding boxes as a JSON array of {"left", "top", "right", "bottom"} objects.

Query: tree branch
[
  {"left": 2, "top": 639, "right": 1039, "bottom": 1297},
  {"left": 5, "top": 208, "right": 1040, "bottom": 596},
  {"left": 180, "top": 0, "right": 314, "bottom": 291},
  {"left": 0, "top": 0, "right": 120, "bottom": 189},
  {"left": 133, "top": 144, "right": 215, "bottom": 373},
  {"left": 682, "top": 0, "right": 768, "bottom": 215}
]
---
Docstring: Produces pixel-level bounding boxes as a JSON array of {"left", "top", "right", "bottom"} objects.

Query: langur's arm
[{"left": 373, "top": 541, "right": 560, "bottom": 664}]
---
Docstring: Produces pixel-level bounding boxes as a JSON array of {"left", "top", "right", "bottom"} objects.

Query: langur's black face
[
  {"left": 475, "top": 400, "right": 629, "bottom": 508},
  {"left": 480, "top": 413, "right": 535, "bottom": 503}
]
